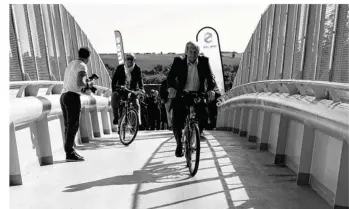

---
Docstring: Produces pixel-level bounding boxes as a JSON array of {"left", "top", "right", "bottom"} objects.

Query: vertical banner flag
[
  {"left": 114, "top": 30, "right": 125, "bottom": 66},
  {"left": 196, "top": 27, "right": 225, "bottom": 94}
]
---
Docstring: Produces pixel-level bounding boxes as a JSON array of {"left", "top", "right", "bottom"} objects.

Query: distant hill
[{"left": 100, "top": 52, "right": 242, "bottom": 70}]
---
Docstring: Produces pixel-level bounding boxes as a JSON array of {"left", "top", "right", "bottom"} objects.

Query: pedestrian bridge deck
[{"left": 10, "top": 130, "right": 329, "bottom": 209}]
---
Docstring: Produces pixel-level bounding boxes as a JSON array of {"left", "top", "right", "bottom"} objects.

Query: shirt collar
[
  {"left": 124, "top": 63, "right": 135, "bottom": 73},
  {"left": 187, "top": 57, "right": 198, "bottom": 65}
]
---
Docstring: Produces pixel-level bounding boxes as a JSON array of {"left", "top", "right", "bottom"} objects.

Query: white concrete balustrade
[
  {"left": 216, "top": 80, "right": 349, "bottom": 209},
  {"left": 9, "top": 82, "right": 116, "bottom": 186}
]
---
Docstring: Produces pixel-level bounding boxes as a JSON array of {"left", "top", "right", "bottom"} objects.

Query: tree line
[{"left": 105, "top": 63, "right": 239, "bottom": 91}]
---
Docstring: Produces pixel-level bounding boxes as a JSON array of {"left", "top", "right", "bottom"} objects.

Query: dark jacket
[
  {"left": 167, "top": 55, "right": 216, "bottom": 95},
  {"left": 111, "top": 64, "right": 144, "bottom": 91},
  {"left": 159, "top": 79, "right": 169, "bottom": 103}
]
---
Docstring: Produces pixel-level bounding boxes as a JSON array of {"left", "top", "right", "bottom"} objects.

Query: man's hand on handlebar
[
  {"left": 168, "top": 87, "right": 176, "bottom": 99},
  {"left": 207, "top": 90, "right": 215, "bottom": 102}
]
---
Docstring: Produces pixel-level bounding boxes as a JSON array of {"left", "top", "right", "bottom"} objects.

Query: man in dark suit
[
  {"left": 111, "top": 53, "right": 145, "bottom": 128},
  {"left": 167, "top": 41, "right": 217, "bottom": 157}
]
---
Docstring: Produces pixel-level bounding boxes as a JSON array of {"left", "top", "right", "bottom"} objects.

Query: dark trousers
[
  {"left": 60, "top": 92, "right": 81, "bottom": 154},
  {"left": 148, "top": 108, "right": 161, "bottom": 130},
  {"left": 172, "top": 97, "right": 207, "bottom": 143},
  {"left": 207, "top": 100, "right": 218, "bottom": 129},
  {"left": 111, "top": 91, "right": 138, "bottom": 123}
]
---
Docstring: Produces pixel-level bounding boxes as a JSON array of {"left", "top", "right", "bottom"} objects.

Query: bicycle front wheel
[
  {"left": 187, "top": 122, "right": 201, "bottom": 176},
  {"left": 119, "top": 108, "right": 139, "bottom": 145}
]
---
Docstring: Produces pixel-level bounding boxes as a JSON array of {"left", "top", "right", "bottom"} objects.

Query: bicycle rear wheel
[
  {"left": 119, "top": 108, "right": 139, "bottom": 145},
  {"left": 187, "top": 122, "right": 200, "bottom": 176}
]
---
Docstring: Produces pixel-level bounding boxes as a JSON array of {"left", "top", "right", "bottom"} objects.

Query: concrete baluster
[
  {"left": 247, "top": 108, "right": 259, "bottom": 142},
  {"left": 259, "top": 110, "right": 271, "bottom": 151},
  {"left": 90, "top": 107, "right": 101, "bottom": 137},
  {"left": 226, "top": 109, "right": 234, "bottom": 131},
  {"left": 30, "top": 116, "right": 53, "bottom": 166},
  {"left": 109, "top": 109, "right": 118, "bottom": 132},
  {"left": 239, "top": 107, "right": 249, "bottom": 137},
  {"left": 273, "top": 114, "right": 290, "bottom": 165},
  {"left": 10, "top": 122, "right": 22, "bottom": 186},
  {"left": 79, "top": 107, "right": 92, "bottom": 143},
  {"left": 101, "top": 107, "right": 111, "bottom": 134},
  {"left": 334, "top": 142, "right": 349, "bottom": 209},
  {"left": 232, "top": 108, "right": 242, "bottom": 134},
  {"left": 297, "top": 124, "right": 315, "bottom": 185}
]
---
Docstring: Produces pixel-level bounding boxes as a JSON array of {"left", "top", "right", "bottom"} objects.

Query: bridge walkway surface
[{"left": 10, "top": 130, "right": 330, "bottom": 209}]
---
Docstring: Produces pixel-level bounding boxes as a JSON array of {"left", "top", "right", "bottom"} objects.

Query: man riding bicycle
[
  {"left": 111, "top": 53, "right": 145, "bottom": 131},
  {"left": 167, "top": 41, "right": 217, "bottom": 157}
]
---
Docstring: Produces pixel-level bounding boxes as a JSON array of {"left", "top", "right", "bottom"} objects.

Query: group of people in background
[{"left": 138, "top": 89, "right": 169, "bottom": 131}]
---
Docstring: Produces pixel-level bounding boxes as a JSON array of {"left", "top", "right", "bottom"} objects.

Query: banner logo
[{"left": 204, "top": 32, "right": 212, "bottom": 43}]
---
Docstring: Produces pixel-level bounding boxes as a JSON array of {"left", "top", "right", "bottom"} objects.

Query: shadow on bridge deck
[{"left": 10, "top": 130, "right": 330, "bottom": 209}]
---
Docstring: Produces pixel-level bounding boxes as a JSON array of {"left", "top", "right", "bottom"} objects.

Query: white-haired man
[
  {"left": 111, "top": 53, "right": 145, "bottom": 128},
  {"left": 167, "top": 41, "right": 217, "bottom": 157}
]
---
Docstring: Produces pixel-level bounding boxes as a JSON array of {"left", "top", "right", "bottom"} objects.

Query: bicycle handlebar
[{"left": 114, "top": 85, "right": 144, "bottom": 96}]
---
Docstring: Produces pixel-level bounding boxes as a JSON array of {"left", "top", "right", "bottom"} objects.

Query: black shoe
[
  {"left": 113, "top": 119, "right": 118, "bottom": 125},
  {"left": 66, "top": 151, "right": 85, "bottom": 162},
  {"left": 175, "top": 144, "right": 184, "bottom": 157}
]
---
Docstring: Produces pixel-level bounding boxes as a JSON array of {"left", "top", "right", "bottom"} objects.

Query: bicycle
[
  {"left": 115, "top": 86, "right": 143, "bottom": 145},
  {"left": 180, "top": 91, "right": 207, "bottom": 177}
]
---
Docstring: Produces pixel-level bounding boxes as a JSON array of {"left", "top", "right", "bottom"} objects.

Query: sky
[{"left": 64, "top": 3, "right": 268, "bottom": 54}]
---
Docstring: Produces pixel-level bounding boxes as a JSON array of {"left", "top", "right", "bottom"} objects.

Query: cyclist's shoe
[
  {"left": 66, "top": 151, "right": 84, "bottom": 162},
  {"left": 175, "top": 144, "right": 184, "bottom": 157},
  {"left": 113, "top": 119, "right": 118, "bottom": 125}
]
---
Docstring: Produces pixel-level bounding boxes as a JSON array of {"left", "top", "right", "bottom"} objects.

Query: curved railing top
[
  {"left": 9, "top": 81, "right": 112, "bottom": 98},
  {"left": 217, "top": 80, "right": 349, "bottom": 144},
  {"left": 219, "top": 80, "right": 349, "bottom": 104}
]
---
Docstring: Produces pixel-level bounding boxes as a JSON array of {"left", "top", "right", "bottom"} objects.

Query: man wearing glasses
[{"left": 111, "top": 53, "right": 145, "bottom": 130}]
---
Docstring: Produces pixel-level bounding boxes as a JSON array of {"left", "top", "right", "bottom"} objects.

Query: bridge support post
[
  {"left": 101, "top": 108, "right": 111, "bottom": 134},
  {"left": 226, "top": 110, "right": 234, "bottom": 131},
  {"left": 239, "top": 107, "right": 249, "bottom": 137},
  {"left": 274, "top": 114, "right": 290, "bottom": 165},
  {"left": 334, "top": 142, "right": 349, "bottom": 209},
  {"left": 297, "top": 124, "right": 315, "bottom": 185},
  {"left": 90, "top": 107, "right": 101, "bottom": 137},
  {"left": 247, "top": 108, "right": 259, "bottom": 142},
  {"left": 79, "top": 108, "right": 92, "bottom": 143},
  {"left": 223, "top": 110, "right": 230, "bottom": 130},
  {"left": 216, "top": 109, "right": 224, "bottom": 130},
  {"left": 30, "top": 117, "right": 53, "bottom": 166},
  {"left": 232, "top": 108, "right": 241, "bottom": 133},
  {"left": 259, "top": 110, "right": 271, "bottom": 151},
  {"left": 109, "top": 109, "right": 117, "bottom": 132},
  {"left": 59, "top": 114, "right": 66, "bottom": 145},
  {"left": 10, "top": 122, "right": 22, "bottom": 186}
]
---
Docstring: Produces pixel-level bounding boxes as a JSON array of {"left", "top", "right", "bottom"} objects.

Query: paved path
[{"left": 10, "top": 130, "right": 330, "bottom": 209}]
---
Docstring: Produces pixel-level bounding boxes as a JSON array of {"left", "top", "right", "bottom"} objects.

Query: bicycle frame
[
  {"left": 181, "top": 93, "right": 206, "bottom": 151},
  {"left": 115, "top": 86, "right": 143, "bottom": 124}
]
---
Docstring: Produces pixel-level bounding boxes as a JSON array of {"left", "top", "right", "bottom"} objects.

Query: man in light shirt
[
  {"left": 167, "top": 41, "right": 217, "bottom": 157},
  {"left": 60, "top": 47, "right": 90, "bottom": 162}
]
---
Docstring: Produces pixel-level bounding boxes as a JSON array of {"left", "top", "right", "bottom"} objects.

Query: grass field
[{"left": 100, "top": 53, "right": 242, "bottom": 70}]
